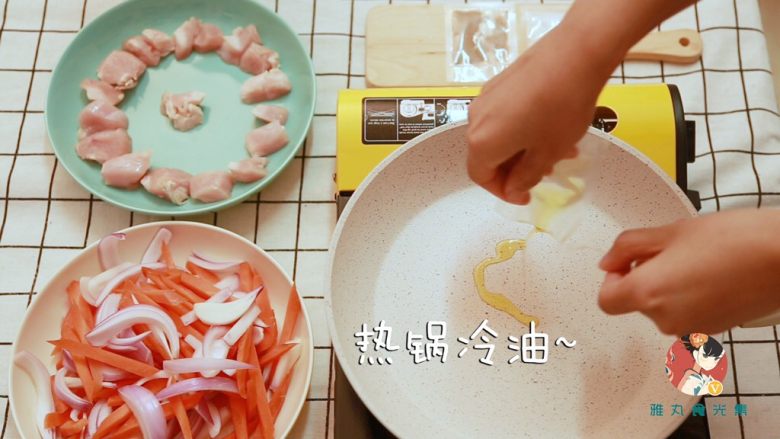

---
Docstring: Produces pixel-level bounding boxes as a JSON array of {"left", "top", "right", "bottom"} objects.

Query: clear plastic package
[{"left": 445, "top": 5, "right": 518, "bottom": 83}]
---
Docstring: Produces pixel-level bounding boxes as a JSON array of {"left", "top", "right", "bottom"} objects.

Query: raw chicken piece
[
  {"left": 235, "top": 24, "right": 262, "bottom": 46},
  {"left": 78, "top": 101, "right": 129, "bottom": 137},
  {"left": 216, "top": 25, "right": 261, "bottom": 65},
  {"left": 142, "top": 29, "right": 175, "bottom": 56},
  {"left": 160, "top": 91, "right": 206, "bottom": 131},
  {"left": 97, "top": 50, "right": 146, "bottom": 90},
  {"left": 228, "top": 156, "right": 268, "bottom": 183},
  {"left": 239, "top": 43, "right": 279, "bottom": 75},
  {"left": 101, "top": 151, "right": 151, "bottom": 188},
  {"left": 245, "top": 121, "right": 288, "bottom": 157},
  {"left": 190, "top": 171, "right": 233, "bottom": 203},
  {"left": 80, "top": 79, "right": 124, "bottom": 105},
  {"left": 123, "top": 35, "right": 161, "bottom": 66},
  {"left": 141, "top": 168, "right": 191, "bottom": 205},
  {"left": 240, "top": 69, "right": 292, "bottom": 103},
  {"left": 193, "top": 23, "right": 223, "bottom": 52},
  {"left": 252, "top": 104, "right": 288, "bottom": 125},
  {"left": 174, "top": 18, "right": 201, "bottom": 60},
  {"left": 76, "top": 129, "right": 132, "bottom": 164}
]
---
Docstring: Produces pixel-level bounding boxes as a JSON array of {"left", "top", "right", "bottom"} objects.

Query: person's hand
[
  {"left": 466, "top": 29, "right": 600, "bottom": 205},
  {"left": 598, "top": 209, "right": 780, "bottom": 335}
]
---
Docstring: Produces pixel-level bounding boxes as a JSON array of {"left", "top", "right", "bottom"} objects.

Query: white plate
[
  {"left": 10, "top": 221, "right": 313, "bottom": 439},
  {"left": 327, "top": 123, "right": 699, "bottom": 438}
]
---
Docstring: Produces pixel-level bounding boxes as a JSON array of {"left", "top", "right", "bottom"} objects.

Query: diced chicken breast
[
  {"left": 190, "top": 171, "right": 233, "bottom": 203},
  {"left": 142, "top": 29, "right": 175, "bottom": 57},
  {"left": 122, "top": 35, "right": 161, "bottom": 66},
  {"left": 76, "top": 129, "right": 132, "bottom": 164},
  {"left": 252, "top": 104, "right": 288, "bottom": 125},
  {"left": 228, "top": 156, "right": 269, "bottom": 183},
  {"left": 239, "top": 43, "right": 279, "bottom": 75},
  {"left": 98, "top": 51, "right": 147, "bottom": 90},
  {"left": 80, "top": 79, "right": 124, "bottom": 105},
  {"left": 235, "top": 24, "right": 262, "bottom": 46},
  {"left": 101, "top": 151, "right": 151, "bottom": 188},
  {"left": 160, "top": 91, "right": 206, "bottom": 132},
  {"left": 240, "top": 69, "right": 292, "bottom": 104},
  {"left": 141, "top": 168, "right": 191, "bottom": 205},
  {"left": 174, "top": 18, "right": 201, "bottom": 60},
  {"left": 245, "top": 120, "right": 288, "bottom": 157},
  {"left": 193, "top": 22, "right": 223, "bottom": 52},
  {"left": 79, "top": 101, "right": 129, "bottom": 137},
  {"left": 216, "top": 25, "right": 261, "bottom": 65}
]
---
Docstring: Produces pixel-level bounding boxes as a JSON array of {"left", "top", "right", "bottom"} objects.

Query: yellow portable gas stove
[
  {"left": 335, "top": 83, "right": 699, "bottom": 212},
  {"left": 332, "top": 83, "right": 701, "bottom": 439}
]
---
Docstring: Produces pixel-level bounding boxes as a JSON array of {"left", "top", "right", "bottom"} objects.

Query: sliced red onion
[
  {"left": 63, "top": 376, "right": 83, "bottom": 388},
  {"left": 69, "top": 408, "right": 80, "bottom": 422},
  {"left": 142, "top": 228, "right": 172, "bottom": 264},
  {"left": 252, "top": 326, "right": 264, "bottom": 345},
  {"left": 184, "top": 334, "right": 203, "bottom": 357},
  {"left": 109, "top": 330, "right": 151, "bottom": 346},
  {"left": 162, "top": 358, "right": 254, "bottom": 375},
  {"left": 87, "top": 400, "right": 111, "bottom": 438},
  {"left": 194, "top": 400, "right": 221, "bottom": 438},
  {"left": 125, "top": 339, "right": 154, "bottom": 365},
  {"left": 223, "top": 306, "right": 260, "bottom": 347},
  {"left": 261, "top": 364, "right": 271, "bottom": 383},
  {"left": 62, "top": 350, "right": 76, "bottom": 373},
  {"left": 134, "top": 370, "right": 171, "bottom": 387},
  {"left": 87, "top": 304, "right": 180, "bottom": 358},
  {"left": 201, "top": 327, "right": 229, "bottom": 378},
  {"left": 95, "top": 262, "right": 166, "bottom": 305},
  {"left": 193, "top": 288, "right": 259, "bottom": 326},
  {"left": 54, "top": 368, "right": 91, "bottom": 411},
  {"left": 102, "top": 382, "right": 117, "bottom": 389},
  {"left": 14, "top": 351, "right": 55, "bottom": 439},
  {"left": 214, "top": 274, "right": 239, "bottom": 292},
  {"left": 98, "top": 233, "right": 126, "bottom": 271},
  {"left": 119, "top": 385, "right": 167, "bottom": 439},
  {"left": 254, "top": 317, "right": 269, "bottom": 328},
  {"left": 80, "top": 262, "right": 134, "bottom": 306},
  {"left": 271, "top": 345, "right": 301, "bottom": 391},
  {"left": 181, "top": 288, "right": 233, "bottom": 326},
  {"left": 188, "top": 252, "right": 241, "bottom": 273},
  {"left": 155, "top": 377, "right": 239, "bottom": 401},
  {"left": 96, "top": 293, "right": 121, "bottom": 324},
  {"left": 106, "top": 343, "right": 138, "bottom": 353},
  {"left": 95, "top": 364, "right": 132, "bottom": 382}
]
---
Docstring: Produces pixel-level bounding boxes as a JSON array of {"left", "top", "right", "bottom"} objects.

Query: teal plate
[{"left": 47, "top": 0, "right": 315, "bottom": 216}]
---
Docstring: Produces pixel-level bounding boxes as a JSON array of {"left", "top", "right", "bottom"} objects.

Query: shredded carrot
[
  {"left": 185, "top": 261, "right": 220, "bottom": 284},
  {"left": 93, "top": 405, "right": 131, "bottom": 439},
  {"left": 247, "top": 337, "right": 274, "bottom": 439},
  {"left": 172, "top": 397, "right": 193, "bottom": 439},
  {"left": 110, "top": 393, "right": 203, "bottom": 439},
  {"left": 279, "top": 284, "right": 301, "bottom": 343},
  {"left": 50, "top": 339, "right": 160, "bottom": 377},
  {"left": 270, "top": 358, "right": 300, "bottom": 419},
  {"left": 160, "top": 276, "right": 203, "bottom": 304},
  {"left": 180, "top": 272, "right": 219, "bottom": 297},
  {"left": 236, "top": 331, "right": 251, "bottom": 399},
  {"left": 228, "top": 395, "right": 249, "bottom": 439},
  {"left": 259, "top": 343, "right": 296, "bottom": 367},
  {"left": 44, "top": 411, "right": 71, "bottom": 429},
  {"left": 238, "top": 263, "right": 253, "bottom": 292},
  {"left": 59, "top": 418, "right": 87, "bottom": 436}
]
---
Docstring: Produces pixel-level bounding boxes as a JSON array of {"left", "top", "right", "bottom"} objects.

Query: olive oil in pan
[{"left": 473, "top": 237, "right": 539, "bottom": 326}]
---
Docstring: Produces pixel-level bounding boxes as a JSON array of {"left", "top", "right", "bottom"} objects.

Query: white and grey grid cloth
[{"left": 0, "top": 0, "right": 778, "bottom": 438}]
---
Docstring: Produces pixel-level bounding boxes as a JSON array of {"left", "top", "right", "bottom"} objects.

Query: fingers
[
  {"left": 502, "top": 150, "right": 547, "bottom": 204},
  {"left": 598, "top": 271, "right": 643, "bottom": 315},
  {"left": 599, "top": 227, "right": 672, "bottom": 272}
]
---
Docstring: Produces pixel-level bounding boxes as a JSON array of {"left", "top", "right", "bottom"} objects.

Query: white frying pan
[{"left": 326, "top": 123, "right": 698, "bottom": 438}]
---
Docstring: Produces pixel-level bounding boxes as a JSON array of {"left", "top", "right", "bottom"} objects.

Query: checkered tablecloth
[{"left": 0, "top": 0, "right": 778, "bottom": 438}]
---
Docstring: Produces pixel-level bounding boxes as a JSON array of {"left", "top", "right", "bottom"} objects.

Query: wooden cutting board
[{"left": 366, "top": 4, "right": 702, "bottom": 87}]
